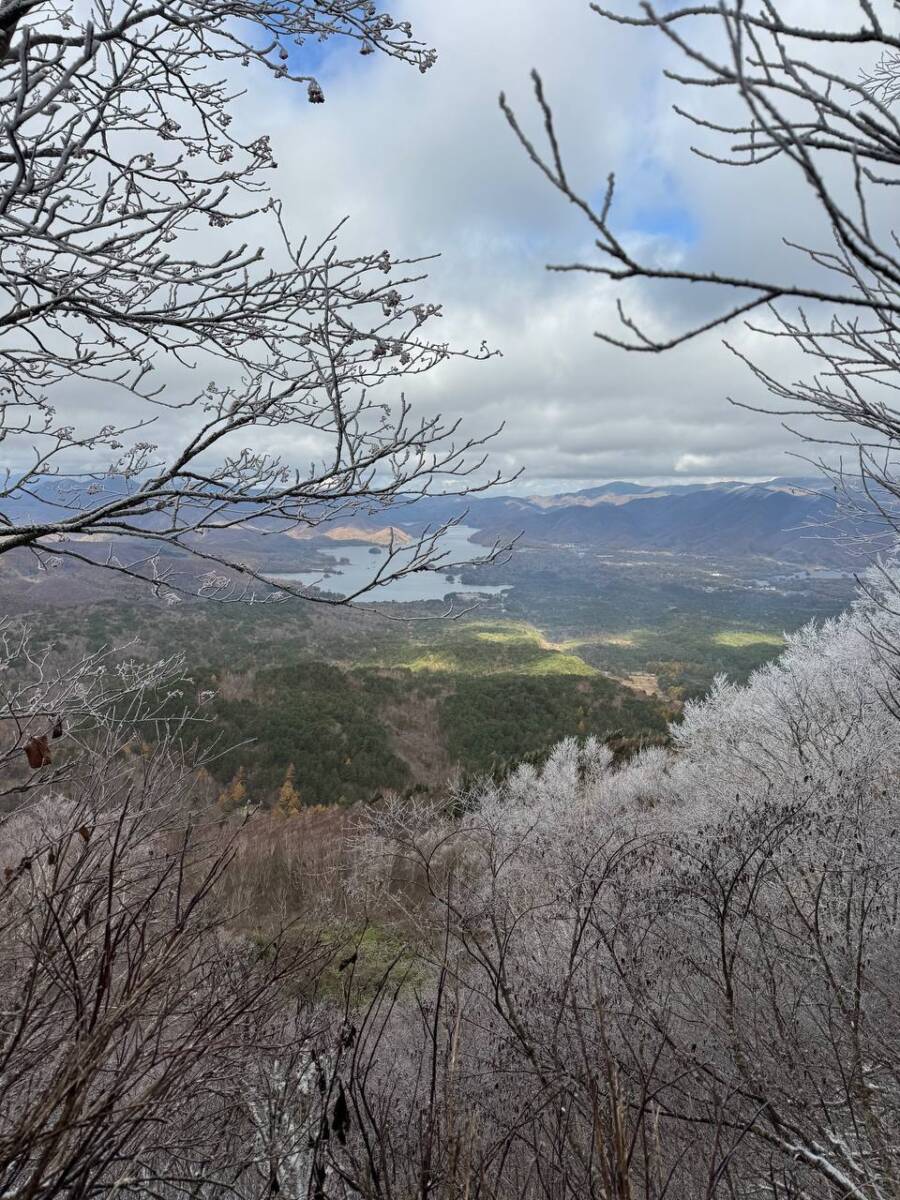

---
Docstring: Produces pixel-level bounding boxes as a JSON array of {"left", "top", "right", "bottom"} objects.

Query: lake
[{"left": 272, "top": 525, "right": 510, "bottom": 604}]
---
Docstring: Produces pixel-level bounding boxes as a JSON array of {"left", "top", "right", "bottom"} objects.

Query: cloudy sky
[{"left": 229, "top": 3, "right": 875, "bottom": 490}]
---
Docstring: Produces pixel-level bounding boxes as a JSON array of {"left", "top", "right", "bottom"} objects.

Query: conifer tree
[
  {"left": 218, "top": 767, "right": 247, "bottom": 814},
  {"left": 275, "top": 764, "right": 302, "bottom": 818}
]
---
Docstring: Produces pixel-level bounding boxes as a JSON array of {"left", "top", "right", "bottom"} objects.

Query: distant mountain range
[
  {"left": 1, "top": 475, "right": 888, "bottom": 569},
  {"left": 389, "top": 478, "right": 886, "bottom": 568}
]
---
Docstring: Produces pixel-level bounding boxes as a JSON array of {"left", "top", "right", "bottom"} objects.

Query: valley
[
  {"left": 20, "top": 479, "right": 860, "bottom": 809},
  {"left": 5, "top": 10, "right": 897, "bottom": 1193}
]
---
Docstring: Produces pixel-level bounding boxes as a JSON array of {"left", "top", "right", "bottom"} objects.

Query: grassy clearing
[
  {"left": 403, "top": 653, "right": 457, "bottom": 673},
  {"left": 713, "top": 630, "right": 785, "bottom": 648},
  {"left": 474, "top": 628, "right": 534, "bottom": 644},
  {"left": 375, "top": 620, "right": 598, "bottom": 678},
  {"left": 625, "top": 672, "right": 660, "bottom": 696},
  {"left": 527, "top": 654, "right": 597, "bottom": 677},
  {"left": 550, "top": 632, "right": 639, "bottom": 651},
  {"left": 316, "top": 925, "right": 427, "bottom": 1001},
  {"left": 366, "top": 617, "right": 789, "bottom": 703}
]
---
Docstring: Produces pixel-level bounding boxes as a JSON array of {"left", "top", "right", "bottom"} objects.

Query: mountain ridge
[
  {"left": 385, "top": 476, "right": 878, "bottom": 567},
  {"left": 1, "top": 474, "right": 881, "bottom": 568}
]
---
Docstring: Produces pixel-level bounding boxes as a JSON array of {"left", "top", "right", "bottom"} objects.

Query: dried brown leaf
[{"left": 24, "top": 735, "right": 51, "bottom": 769}]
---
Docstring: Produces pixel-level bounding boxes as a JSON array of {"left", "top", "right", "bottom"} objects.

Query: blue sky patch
[{"left": 629, "top": 201, "right": 699, "bottom": 245}]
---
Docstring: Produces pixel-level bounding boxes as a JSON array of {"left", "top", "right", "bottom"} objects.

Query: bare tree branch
[{"left": 0, "top": 1, "right": 510, "bottom": 603}]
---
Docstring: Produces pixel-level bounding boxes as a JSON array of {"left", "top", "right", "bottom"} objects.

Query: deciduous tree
[{"left": 1, "top": 0, "right": 507, "bottom": 602}]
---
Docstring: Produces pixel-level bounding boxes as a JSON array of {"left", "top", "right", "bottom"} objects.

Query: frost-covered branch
[{"left": 0, "top": 1, "right": 508, "bottom": 602}]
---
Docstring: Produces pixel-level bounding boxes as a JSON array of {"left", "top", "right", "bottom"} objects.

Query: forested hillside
[
  {"left": 351, "top": 557, "right": 900, "bottom": 1197},
  {"left": 2, "top": 555, "right": 897, "bottom": 1199},
  {"left": 24, "top": 596, "right": 811, "bottom": 806},
  {"left": 379, "top": 476, "right": 890, "bottom": 566}
]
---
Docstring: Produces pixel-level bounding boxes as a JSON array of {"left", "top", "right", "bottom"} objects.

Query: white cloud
[
  {"left": 675, "top": 453, "right": 715, "bottom": 475},
  {"left": 243, "top": 0, "right": 875, "bottom": 487},
  {"left": 48, "top": 1, "right": 882, "bottom": 488}
]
